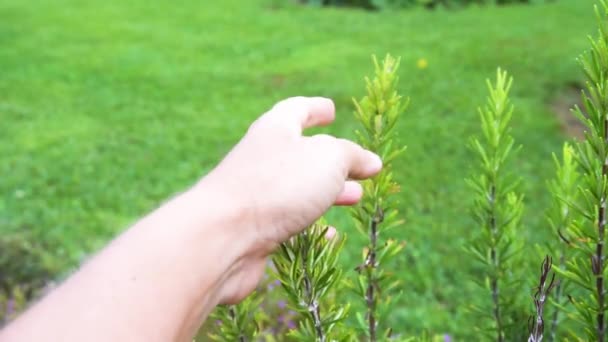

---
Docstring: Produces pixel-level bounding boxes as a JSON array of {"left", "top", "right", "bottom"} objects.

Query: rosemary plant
[
  {"left": 209, "top": 294, "right": 263, "bottom": 342},
  {"left": 558, "top": 1, "right": 608, "bottom": 340},
  {"left": 351, "top": 54, "right": 408, "bottom": 340},
  {"left": 272, "top": 221, "right": 348, "bottom": 341},
  {"left": 544, "top": 143, "right": 578, "bottom": 341},
  {"left": 466, "top": 69, "right": 525, "bottom": 341}
]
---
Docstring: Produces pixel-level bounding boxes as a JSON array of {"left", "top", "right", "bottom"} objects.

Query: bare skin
[{"left": 0, "top": 97, "right": 382, "bottom": 341}]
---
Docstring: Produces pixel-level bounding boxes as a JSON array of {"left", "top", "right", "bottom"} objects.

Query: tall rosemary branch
[
  {"left": 544, "top": 143, "right": 578, "bottom": 341},
  {"left": 351, "top": 54, "right": 408, "bottom": 341},
  {"left": 467, "top": 69, "right": 524, "bottom": 341},
  {"left": 558, "top": 1, "right": 608, "bottom": 340}
]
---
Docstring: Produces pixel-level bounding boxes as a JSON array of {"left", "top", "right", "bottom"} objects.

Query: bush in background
[
  {"left": 298, "top": 0, "right": 551, "bottom": 10},
  {"left": 0, "top": 234, "right": 56, "bottom": 296},
  {"left": 0, "top": 233, "right": 58, "bottom": 328}
]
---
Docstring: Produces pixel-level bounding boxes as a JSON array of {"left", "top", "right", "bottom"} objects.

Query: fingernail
[
  {"left": 367, "top": 151, "right": 383, "bottom": 173},
  {"left": 325, "top": 227, "right": 337, "bottom": 240}
]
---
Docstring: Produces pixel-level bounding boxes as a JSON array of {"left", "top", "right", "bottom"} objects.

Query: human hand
[
  {"left": 198, "top": 97, "right": 382, "bottom": 303},
  {"left": 0, "top": 97, "right": 382, "bottom": 342}
]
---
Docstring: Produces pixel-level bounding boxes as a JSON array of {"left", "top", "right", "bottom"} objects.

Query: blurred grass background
[{"left": 0, "top": 0, "right": 597, "bottom": 338}]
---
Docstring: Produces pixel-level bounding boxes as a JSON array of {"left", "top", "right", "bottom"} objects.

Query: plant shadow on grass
[{"left": 550, "top": 82, "right": 586, "bottom": 140}]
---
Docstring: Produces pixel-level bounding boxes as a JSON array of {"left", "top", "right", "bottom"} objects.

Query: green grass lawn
[{"left": 0, "top": 0, "right": 597, "bottom": 338}]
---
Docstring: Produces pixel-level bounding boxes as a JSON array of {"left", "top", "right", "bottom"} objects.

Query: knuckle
[
  {"left": 272, "top": 96, "right": 306, "bottom": 111},
  {"left": 337, "top": 138, "right": 358, "bottom": 152},
  {"left": 248, "top": 115, "right": 295, "bottom": 140},
  {"left": 271, "top": 98, "right": 289, "bottom": 111}
]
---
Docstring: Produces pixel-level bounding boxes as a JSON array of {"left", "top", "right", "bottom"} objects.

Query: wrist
[
  {"left": 189, "top": 176, "right": 272, "bottom": 303},
  {"left": 186, "top": 179, "right": 256, "bottom": 291},
  {"left": 124, "top": 184, "right": 253, "bottom": 334}
]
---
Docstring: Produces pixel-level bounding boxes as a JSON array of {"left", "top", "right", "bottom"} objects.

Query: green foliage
[
  {"left": 0, "top": 0, "right": 598, "bottom": 339},
  {"left": 272, "top": 221, "right": 349, "bottom": 341},
  {"left": 209, "top": 295, "right": 264, "bottom": 342},
  {"left": 555, "top": 1, "right": 608, "bottom": 340},
  {"left": 466, "top": 69, "right": 527, "bottom": 341},
  {"left": 350, "top": 54, "right": 408, "bottom": 340},
  {"left": 402, "top": 330, "right": 448, "bottom": 342}
]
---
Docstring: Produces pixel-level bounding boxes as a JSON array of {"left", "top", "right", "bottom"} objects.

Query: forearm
[{"left": 1, "top": 185, "right": 244, "bottom": 341}]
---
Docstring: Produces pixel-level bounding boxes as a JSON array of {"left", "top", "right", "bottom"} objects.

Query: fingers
[
  {"left": 308, "top": 133, "right": 382, "bottom": 179},
  {"left": 266, "top": 97, "right": 335, "bottom": 133},
  {"left": 336, "top": 138, "right": 383, "bottom": 180},
  {"left": 335, "top": 181, "right": 363, "bottom": 205}
]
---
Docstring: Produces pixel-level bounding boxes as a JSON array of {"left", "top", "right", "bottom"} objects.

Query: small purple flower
[
  {"left": 443, "top": 334, "right": 452, "bottom": 342},
  {"left": 267, "top": 259, "right": 277, "bottom": 271},
  {"left": 277, "top": 300, "right": 287, "bottom": 309},
  {"left": 287, "top": 320, "right": 296, "bottom": 329},
  {"left": 277, "top": 314, "right": 285, "bottom": 323},
  {"left": 6, "top": 299, "right": 15, "bottom": 318},
  {"left": 215, "top": 320, "right": 222, "bottom": 326},
  {"left": 267, "top": 279, "right": 282, "bottom": 291}
]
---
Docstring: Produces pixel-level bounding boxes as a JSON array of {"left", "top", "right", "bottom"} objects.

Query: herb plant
[
  {"left": 466, "top": 69, "right": 526, "bottom": 341},
  {"left": 350, "top": 54, "right": 408, "bottom": 341}
]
